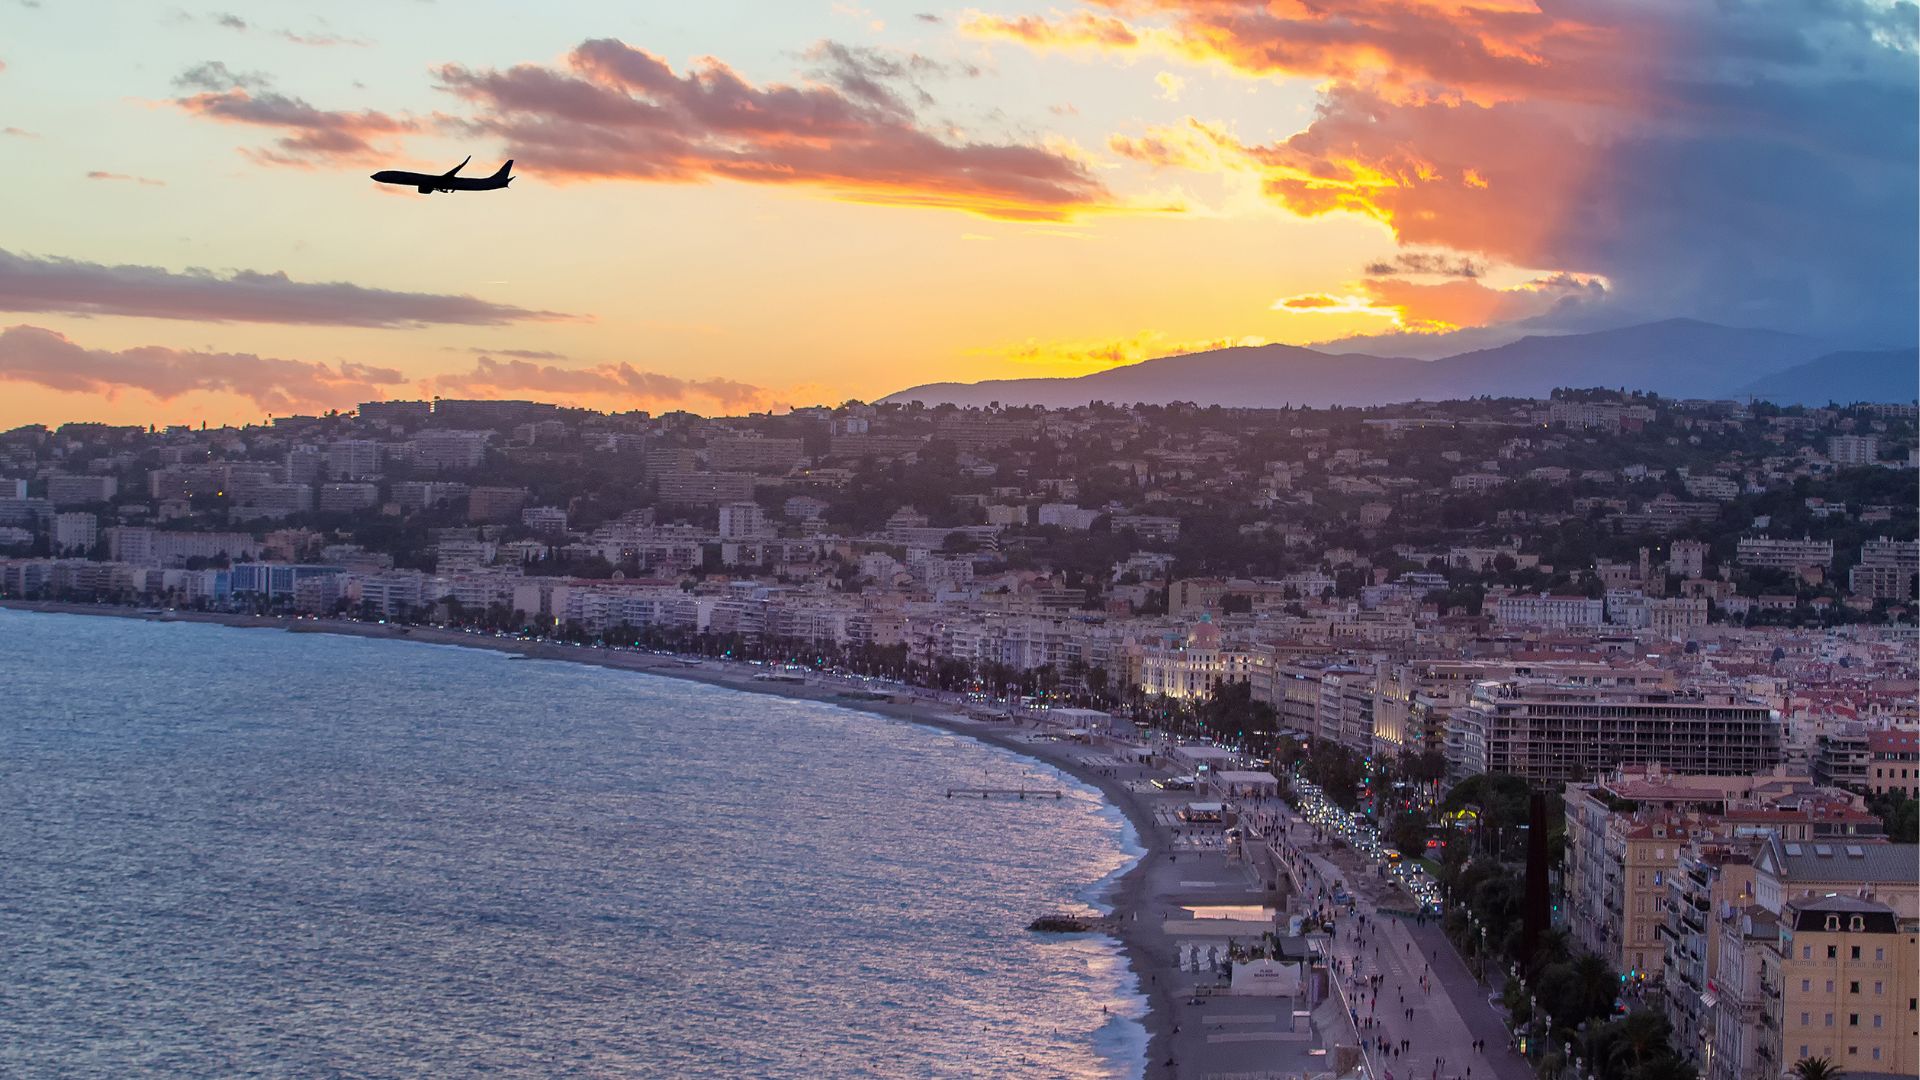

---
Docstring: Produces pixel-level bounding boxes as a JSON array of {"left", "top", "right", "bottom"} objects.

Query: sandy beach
[{"left": 1, "top": 601, "right": 1311, "bottom": 1078}]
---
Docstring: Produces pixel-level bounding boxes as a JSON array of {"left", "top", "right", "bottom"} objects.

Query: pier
[{"left": 945, "top": 787, "right": 1063, "bottom": 800}]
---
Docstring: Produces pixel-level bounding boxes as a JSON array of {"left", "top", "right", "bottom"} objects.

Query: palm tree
[
  {"left": 1791, "top": 1056, "right": 1842, "bottom": 1080},
  {"left": 1604, "top": 1010, "right": 1671, "bottom": 1077}
]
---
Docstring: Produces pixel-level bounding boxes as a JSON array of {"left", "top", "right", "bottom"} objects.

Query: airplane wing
[{"left": 443, "top": 156, "right": 471, "bottom": 178}]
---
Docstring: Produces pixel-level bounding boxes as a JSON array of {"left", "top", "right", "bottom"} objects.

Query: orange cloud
[
  {"left": 1112, "top": 95, "right": 1595, "bottom": 276},
  {"left": 970, "top": 1, "right": 1631, "bottom": 108},
  {"left": 434, "top": 38, "right": 1119, "bottom": 221},
  {"left": 1276, "top": 272, "right": 1605, "bottom": 332},
  {"left": 975, "top": 329, "right": 1266, "bottom": 373},
  {"left": 960, "top": 10, "right": 1143, "bottom": 50}
]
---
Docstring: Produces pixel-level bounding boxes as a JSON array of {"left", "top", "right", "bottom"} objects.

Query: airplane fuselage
[
  {"left": 371, "top": 171, "right": 509, "bottom": 193},
  {"left": 370, "top": 159, "right": 513, "bottom": 194}
]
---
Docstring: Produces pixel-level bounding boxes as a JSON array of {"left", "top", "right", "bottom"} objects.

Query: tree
[
  {"left": 1791, "top": 1056, "right": 1842, "bottom": 1080},
  {"left": 1868, "top": 791, "right": 1917, "bottom": 843},
  {"left": 1388, "top": 811, "right": 1427, "bottom": 857}
]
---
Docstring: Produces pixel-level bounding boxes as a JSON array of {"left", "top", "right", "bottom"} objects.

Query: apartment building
[
  {"left": 1663, "top": 838, "right": 1764, "bottom": 1066},
  {"left": 1850, "top": 537, "right": 1919, "bottom": 601},
  {"left": 1457, "top": 681, "right": 1781, "bottom": 784},
  {"left": 706, "top": 436, "right": 805, "bottom": 474},
  {"left": 655, "top": 470, "right": 755, "bottom": 507},
  {"left": 1566, "top": 799, "right": 1708, "bottom": 979},
  {"left": 1773, "top": 894, "right": 1917, "bottom": 1077},
  {"left": 46, "top": 474, "right": 117, "bottom": 506},
  {"left": 467, "top": 486, "right": 529, "bottom": 523},
  {"left": 51, "top": 512, "right": 96, "bottom": 553},
  {"left": 1816, "top": 727, "right": 1920, "bottom": 797},
  {"left": 1493, "top": 594, "right": 1604, "bottom": 629},
  {"left": 1827, "top": 434, "right": 1881, "bottom": 467},
  {"left": 1737, "top": 535, "right": 1836, "bottom": 570}
]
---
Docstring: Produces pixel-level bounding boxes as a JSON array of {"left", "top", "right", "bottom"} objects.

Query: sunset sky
[{"left": 2, "top": 0, "right": 1914, "bottom": 427}]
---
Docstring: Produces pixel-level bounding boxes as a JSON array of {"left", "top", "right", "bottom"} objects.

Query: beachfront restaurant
[
  {"left": 1179, "top": 801, "right": 1225, "bottom": 824},
  {"left": 1164, "top": 916, "right": 1273, "bottom": 973},
  {"left": 1171, "top": 744, "right": 1238, "bottom": 776},
  {"left": 1203, "top": 769, "right": 1279, "bottom": 801}
]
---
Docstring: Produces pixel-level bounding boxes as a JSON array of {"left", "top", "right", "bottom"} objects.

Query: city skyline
[{"left": 4, "top": 0, "right": 1915, "bottom": 430}]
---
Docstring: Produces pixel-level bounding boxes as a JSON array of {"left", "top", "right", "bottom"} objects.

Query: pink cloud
[
  {"left": 432, "top": 38, "right": 1115, "bottom": 221},
  {"left": 0, "top": 324, "right": 406, "bottom": 414},
  {"left": 0, "top": 248, "right": 577, "bottom": 328}
]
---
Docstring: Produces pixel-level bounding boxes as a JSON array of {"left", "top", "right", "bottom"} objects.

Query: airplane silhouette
[{"left": 370, "top": 157, "right": 513, "bottom": 194}]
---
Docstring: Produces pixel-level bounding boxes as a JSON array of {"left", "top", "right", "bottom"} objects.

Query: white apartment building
[
  {"left": 1737, "top": 535, "right": 1834, "bottom": 570},
  {"left": 52, "top": 512, "right": 97, "bottom": 553},
  {"left": 1494, "top": 593, "right": 1605, "bottom": 629},
  {"left": 1827, "top": 434, "right": 1880, "bottom": 467}
]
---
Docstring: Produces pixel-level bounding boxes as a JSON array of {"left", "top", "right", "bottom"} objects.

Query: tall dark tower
[{"left": 1520, "top": 790, "right": 1551, "bottom": 968}]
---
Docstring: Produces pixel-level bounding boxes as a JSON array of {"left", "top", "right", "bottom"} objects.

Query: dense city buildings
[{"left": 1, "top": 394, "right": 1912, "bottom": 773}]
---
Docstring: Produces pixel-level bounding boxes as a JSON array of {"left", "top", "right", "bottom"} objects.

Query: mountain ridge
[{"left": 885, "top": 319, "right": 1918, "bottom": 408}]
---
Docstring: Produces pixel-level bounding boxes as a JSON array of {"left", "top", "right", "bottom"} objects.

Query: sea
[{"left": 0, "top": 610, "right": 1147, "bottom": 1078}]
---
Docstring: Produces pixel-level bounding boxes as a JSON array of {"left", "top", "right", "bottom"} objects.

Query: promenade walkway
[{"left": 1262, "top": 804, "right": 1535, "bottom": 1080}]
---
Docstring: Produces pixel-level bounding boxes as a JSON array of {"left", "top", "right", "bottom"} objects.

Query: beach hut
[
  {"left": 1229, "top": 958, "right": 1303, "bottom": 997},
  {"left": 1178, "top": 801, "right": 1224, "bottom": 824}
]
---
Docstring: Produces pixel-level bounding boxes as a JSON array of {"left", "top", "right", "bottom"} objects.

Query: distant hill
[
  {"left": 1736, "top": 348, "right": 1920, "bottom": 406},
  {"left": 885, "top": 318, "right": 1899, "bottom": 408},
  {"left": 889, "top": 343, "right": 1428, "bottom": 411}
]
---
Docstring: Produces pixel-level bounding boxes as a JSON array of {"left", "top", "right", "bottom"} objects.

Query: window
[
  {"left": 1848, "top": 1014, "right": 1858, "bottom": 1027},
  {"left": 1876, "top": 948, "right": 1885, "bottom": 961},
  {"left": 1802, "top": 1013, "right": 1811, "bottom": 1026},
  {"left": 1873, "top": 1048, "right": 1882, "bottom": 1061},
  {"left": 1827, "top": 980, "right": 1837, "bottom": 993},
  {"left": 1826, "top": 1013, "right": 1834, "bottom": 1027},
  {"left": 1850, "top": 981, "right": 1860, "bottom": 994},
  {"left": 1802, "top": 980, "right": 1812, "bottom": 992},
  {"left": 1874, "top": 981, "right": 1883, "bottom": 995},
  {"left": 1828, "top": 945, "right": 1838, "bottom": 959},
  {"left": 1803, "top": 946, "right": 1812, "bottom": 959},
  {"left": 1850, "top": 945, "right": 1861, "bottom": 959},
  {"left": 1873, "top": 1015, "right": 1882, "bottom": 1028},
  {"left": 1800, "top": 1045, "right": 1810, "bottom": 1058},
  {"left": 1848, "top": 1046, "right": 1857, "bottom": 1056}
]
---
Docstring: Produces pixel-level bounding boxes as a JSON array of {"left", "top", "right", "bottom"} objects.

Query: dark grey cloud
[
  {"left": 1364, "top": 252, "right": 1484, "bottom": 278},
  {"left": 0, "top": 248, "right": 579, "bottom": 327},
  {"left": 1110, "top": 0, "right": 1918, "bottom": 347},
  {"left": 173, "top": 60, "right": 271, "bottom": 92}
]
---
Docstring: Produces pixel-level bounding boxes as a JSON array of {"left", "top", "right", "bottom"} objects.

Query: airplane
[{"left": 370, "top": 156, "right": 513, "bottom": 194}]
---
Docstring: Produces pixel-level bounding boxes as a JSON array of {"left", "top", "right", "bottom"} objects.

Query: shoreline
[{"left": 0, "top": 601, "right": 1188, "bottom": 1077}]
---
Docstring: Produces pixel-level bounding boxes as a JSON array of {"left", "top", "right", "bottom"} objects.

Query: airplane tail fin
[{"left": 491, "top": 159, "right": 514, "bottom": 180}]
